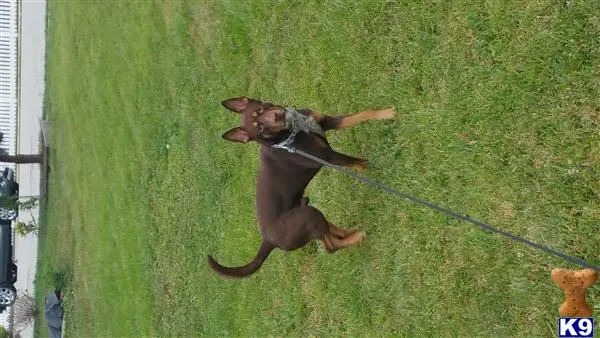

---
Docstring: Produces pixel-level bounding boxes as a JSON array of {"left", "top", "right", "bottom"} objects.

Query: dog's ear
[
  {"left": 221, "top": 127, "right": 250, "bottom": 143},
  {"left": 221, "top": 97, "right": 249, "bottom": 113}
]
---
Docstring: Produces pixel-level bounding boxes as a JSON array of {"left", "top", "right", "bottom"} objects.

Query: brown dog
[{"left": 207, "top": 96, "right": 395, "bottom": 278}]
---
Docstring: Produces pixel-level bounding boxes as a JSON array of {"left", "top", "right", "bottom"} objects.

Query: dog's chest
[{"left": 284, "top": 108, "right": 325, "bottom": 138}]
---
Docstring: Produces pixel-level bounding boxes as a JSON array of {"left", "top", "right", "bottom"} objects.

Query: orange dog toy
[{"left": 551, "top": 268, "right": 598, "bottom": 317}]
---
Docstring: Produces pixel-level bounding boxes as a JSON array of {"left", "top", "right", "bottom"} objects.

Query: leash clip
[{"left": 272, "top": 141, "right": 296, "bottom": 153}]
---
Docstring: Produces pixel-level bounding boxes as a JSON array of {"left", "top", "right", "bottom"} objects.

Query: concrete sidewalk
[{"left": 13, "top": 0, "right": 47, "bottom": 337}]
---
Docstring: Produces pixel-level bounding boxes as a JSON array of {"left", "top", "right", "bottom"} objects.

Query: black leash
[{"left": 280, "top": 145, "right": 599, "bottom": 272}]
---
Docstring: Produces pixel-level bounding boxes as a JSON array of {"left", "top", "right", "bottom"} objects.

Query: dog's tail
[{"left": 207, "top": 240, "right": 274, "bottom": 278}]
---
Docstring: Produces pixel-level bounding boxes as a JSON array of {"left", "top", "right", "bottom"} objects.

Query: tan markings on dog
[
  {"left": 329, "top": 231, "right": 365, "bottom": 248},
  {"left": 320, "top": 230, "right": 365, "bottom": 253},
  {"left": 328, "top": 223, "right": 348, "bottom": 238},
  {"left": 338, "top": 108, "right": 396, "bottom": 129},
  {"left": 350, "top": 159, "right": 368, "bottom": 171},
  {"left": 328, "top": 223, "right": 354, "bottom": 238},
  {"left": 321, "top": 234, "right": 336, "bottom": 253},
  {"left": 311, "top": 111, "right": 326, "bottom": 122}
]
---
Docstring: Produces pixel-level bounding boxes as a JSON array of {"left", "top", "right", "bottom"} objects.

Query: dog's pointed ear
[
  {"left": 221, "top": 127, "right": 250, "bottom": 143},
  {"left": 221, "top": 97, "right": 249, "bottom": 113}
]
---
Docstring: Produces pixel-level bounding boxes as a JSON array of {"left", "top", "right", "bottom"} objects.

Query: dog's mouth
[
  {"left": 263, "top": 108, "right": 287, "bottom": 132},
  {"left": 275, "top": 112, "right": 284, "bottom": 124}
]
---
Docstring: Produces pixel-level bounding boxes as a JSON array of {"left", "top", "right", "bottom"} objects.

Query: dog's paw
[
  {"left": 354, "top": 159, "right": 369, "bottom": 171},
  {"left": 375, "top": 108, "right": 396, "bottom": 120},
  {"left": 354, "top": 231, "right": 366, "bottom": 244},
  {"left": 346, "top": 228, "right": 360, "bottom": 235}
]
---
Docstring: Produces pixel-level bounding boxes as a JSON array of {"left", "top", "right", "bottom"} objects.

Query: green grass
[{"left": 35, "top": 1, "right": 599, "bottom": 336}]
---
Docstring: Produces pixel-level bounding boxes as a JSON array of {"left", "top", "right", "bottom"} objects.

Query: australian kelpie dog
[{"left": 207, "top": 96, "right": 395, "bottom": 278}]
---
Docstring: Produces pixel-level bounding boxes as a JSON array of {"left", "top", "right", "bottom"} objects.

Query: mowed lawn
[{"left": 35, "top": 1, "right": 599, "bottom": 337}]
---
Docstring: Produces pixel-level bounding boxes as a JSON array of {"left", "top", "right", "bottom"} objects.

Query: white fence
[
  {"left": 0, "top": 0, "right": 17, "bottom": 331},
  {"left": 0, "top": 0, "right": 18, "bottom": 172}
]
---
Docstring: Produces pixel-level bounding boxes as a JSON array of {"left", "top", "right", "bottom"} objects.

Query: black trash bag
[{"left": 44, "top": 289, "right": 63, "bottom": 338}]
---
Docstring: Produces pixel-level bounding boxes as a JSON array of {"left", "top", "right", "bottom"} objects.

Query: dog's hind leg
[
  {"left": 274, "top": 206, "right": 329, "bottom": 251},
  {"left": 274, "top": 207, "right": 364, "bottom": 253},
  {"left": 328, "top": 222, "right": 358, "bottom": 239},
  {"left": 320, "top": 225, "right": 365, "bottom": 253},
  {"left": 321, "top": 234, "right": 338, "bottom": 253}
]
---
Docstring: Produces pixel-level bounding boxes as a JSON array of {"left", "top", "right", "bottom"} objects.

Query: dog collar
[{"left": 273, "top": 107, "right": 325, "bottom": 152}]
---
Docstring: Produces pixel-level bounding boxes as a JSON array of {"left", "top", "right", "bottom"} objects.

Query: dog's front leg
[
  {"left": 315, "top": 108, "right": 396, "bottom": 131},
  {"left": 327, "top": 149, "right": 368, "bottom": 170}
]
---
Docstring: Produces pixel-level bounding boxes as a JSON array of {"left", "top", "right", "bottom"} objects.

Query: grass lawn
[{"left": 35, "top": 1, "right": 599, "bottom": 336}]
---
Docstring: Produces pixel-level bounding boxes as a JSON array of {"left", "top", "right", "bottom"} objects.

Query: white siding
[
  {"left": 0, "top": 0, "right": 18, "bottom": 172},
  {"left": 0, "top": 0, "right": 17, "bottom": 332}
]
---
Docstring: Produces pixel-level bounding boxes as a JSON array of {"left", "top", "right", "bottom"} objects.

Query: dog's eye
[
  {"left": 258, "top": 125, "right": 264, "bottom": 133},
  {"left": 257, "top": 106, "right": 264, "bottom": 114}
]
